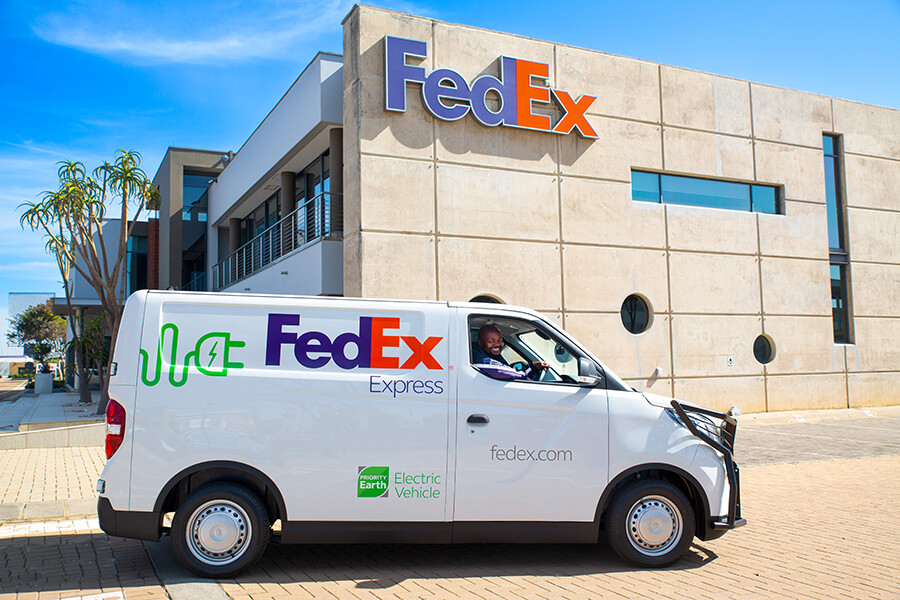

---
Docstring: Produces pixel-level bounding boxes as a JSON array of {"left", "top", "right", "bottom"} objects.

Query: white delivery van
[{"left": 98, "top": 290, "right": 745, "bottom": 577}]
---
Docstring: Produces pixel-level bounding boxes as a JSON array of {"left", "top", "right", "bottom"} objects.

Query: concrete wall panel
[
  {"left": 850, "top": 263, "right": 900, "bottom": 318},
  {"left": 673, "top": 376, "right": 766, "bottom": 414},
  {"left": 560, "top": 178, "right": 666, "bottom": 248},
  {"left": 848, "top": 372, "right": 900, "bottom": 407},
  {"left": 833, "top": 100, "right": 900, "bottom": 160},
  {"left": 663, "top": 129, "right": 754, "bottom": 180},
  {"left": 750, "top": 84, "right": 832, "bottom": 147},
  {"left": 666, "top": 204, "right": 758, "bottom": 255},
  {"left": 760, "top": 257, "right": 831, "bottom": 317},
  {"left": 357, "top": 77, "right": 434, "bottom": 159},
  {"left": 848, "top": 318, "right": 900, "bottom": 372},
  {"left": 846, "top": 207, "right": 900, "bottom": 263},
  {"left": 671, "top": 315, "right": 763, "bottom": 377},
  {"left": 562, "top": 246, "right": 669, "bottom": 312},
  {"left": 844, "top": 155, "right": 900, "bottom": 211},
  {"left": 350, "top": 6, "right": 434, "bottom": 84},
  {"left": 565, "top": 312, "right": 670, "bottom": 382},
  {"left": 556, "top": 46, "right": 660, "bottom": 122},
  {"left": 359, "top": 155, "right": 434, "bottom": 233},
  {"left": 436, "top": 164, "right": 557, "bottom": 240},
  {"left": 342, "top": 156, "right": 361, "bottom": 235},
  {"left": 432, "top": 23, "right": 554, "bottom": 82},
  {"left": 438, "top": 238, "right": 560, "bottom": 309},
  {"left": 754, "top": 141, "right": 826, "bottom": 202},
  {"left": 560, "top": 118, "right": 662, "bottom": 181},
  {"left": 669, "top": 253, "right": 759, "bottom": 314},
  {"left": 435, "top": 116, "right": 558, "bottom": 173},
  {"left": 762, "top": 316, "right": 842, "bottom": 374},
  {"left": 757, "top": 201, "right": 829, "bottom": 259},
  {"left": 357, "top": 232, "right": 436, "bottom": 299},
  {"left": 661, "top": 67, "right": 751, "bottom": 136},
  {"left": 766, "top": 373, "right": 847, "bottom": 412}
]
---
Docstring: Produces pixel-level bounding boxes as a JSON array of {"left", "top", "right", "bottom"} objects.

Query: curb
[
  {"left": 0, "top": 497, "right": 97, "bottom": 523},
  {"left": 737, "top": 404, "right": 900, "bottom": 427},
  {"left": 0, "top": 423, "right": 105, "bottom": 449}
]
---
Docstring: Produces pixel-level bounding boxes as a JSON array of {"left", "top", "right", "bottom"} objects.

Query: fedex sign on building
[{"left": 384, "top": 36, "right": 598, "bottom": 138}]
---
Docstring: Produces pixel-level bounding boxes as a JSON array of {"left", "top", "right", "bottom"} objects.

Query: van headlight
[{"left": 665, "top": 408, "right": 725, "bottom": 446}]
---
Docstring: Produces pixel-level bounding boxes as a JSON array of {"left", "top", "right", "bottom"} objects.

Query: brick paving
[{"left": 0, "top": 448, "right": 104, "bottom": 503}]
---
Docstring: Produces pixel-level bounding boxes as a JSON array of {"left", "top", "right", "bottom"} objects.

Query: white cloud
[{"left": 32, "top": 0, "right": 357, "bottom": 65}]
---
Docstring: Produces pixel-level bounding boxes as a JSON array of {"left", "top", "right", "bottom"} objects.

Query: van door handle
[{"left": 467, "top": 414, "right": 490, "bottom": 425}]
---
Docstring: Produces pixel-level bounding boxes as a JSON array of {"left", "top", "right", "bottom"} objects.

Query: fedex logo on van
[
  {"left": 266, "top": 314, "right": 443, "bottom": 370},
  {"left": 385, "top": 36, "right": 598, "bottom": 138}
]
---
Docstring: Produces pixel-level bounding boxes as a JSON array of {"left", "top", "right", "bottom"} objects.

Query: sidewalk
[{"left": 0, "top": 388, "right": 104, "bottom": 433}]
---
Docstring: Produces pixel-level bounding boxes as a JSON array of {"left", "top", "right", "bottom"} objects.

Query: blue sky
[{"left": 1, "top": 0, "right": 898, "bottom": 350}]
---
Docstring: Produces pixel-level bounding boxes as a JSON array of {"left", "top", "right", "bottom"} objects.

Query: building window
[
  {"left": 632, "top": 171, "right": 782, "bottom": 215},
  {"left": 753, "top": 334, "right": 775, "bottom": 364},
  {"left": 823, "top": 135, "right": 852, "bottom": 344},
  {"left": 621, "top": 294, "right": 652, "bottom": 334}
]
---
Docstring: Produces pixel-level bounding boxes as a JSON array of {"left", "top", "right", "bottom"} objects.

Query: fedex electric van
[{"left": 97, "top": 290, "right": 745, "bottom": 577}]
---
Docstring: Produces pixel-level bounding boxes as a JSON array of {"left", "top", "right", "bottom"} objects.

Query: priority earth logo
[{"left": 357, "top": 466, "right": 389, "bottom": 498}]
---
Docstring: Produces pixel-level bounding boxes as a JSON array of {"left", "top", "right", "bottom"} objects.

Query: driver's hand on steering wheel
[{"left": 532, "top": 361, "right": 550, "bottom": 370}]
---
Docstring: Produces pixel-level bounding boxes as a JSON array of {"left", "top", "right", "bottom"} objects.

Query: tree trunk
[
  {"left": 96, "top": 309, "right": 122, "bottom": 415},
  {"left": 76, "top": 340, "right": 92, "bottom": 404}
]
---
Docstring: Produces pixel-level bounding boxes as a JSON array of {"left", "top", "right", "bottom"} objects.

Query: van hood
[{"left": 641, "top": 391, "right": 703, "bottom": 411}]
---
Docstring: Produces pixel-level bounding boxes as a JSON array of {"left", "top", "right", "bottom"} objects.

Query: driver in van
[{"left": 473, "top": 324, "right": 550, "bottom": 380}]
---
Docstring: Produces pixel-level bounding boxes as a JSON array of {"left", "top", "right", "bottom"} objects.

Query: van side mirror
[{"left": 577, "top": 357, "right": 603, "bottom": 387}]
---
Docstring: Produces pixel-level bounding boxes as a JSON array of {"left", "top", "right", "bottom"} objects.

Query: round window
[
  {"left": 753, "top": 334, "right": 775, "bottom": 364},
  {"left": 470, "top": 295, "right": 502, "bottom": 304},
  {"left": 621, "top": 294, "right": 652, "bottom": 334}
]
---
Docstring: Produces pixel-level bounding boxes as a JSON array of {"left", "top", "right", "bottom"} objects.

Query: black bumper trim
[{"left": 97, "top": 497, "right": 161, "bottom": 541}]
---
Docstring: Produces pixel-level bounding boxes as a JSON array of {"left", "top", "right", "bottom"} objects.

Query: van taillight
[{"left": 106, "top": 400, "right": 126, "bottom": 459}]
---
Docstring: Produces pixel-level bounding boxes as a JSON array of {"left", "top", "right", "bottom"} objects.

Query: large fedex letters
[
  {"left": 384, "top": 36, "right": 598, "bottom": 138},
  {"left": 265, "top": 313, "right": 443, "bottom": 370}
]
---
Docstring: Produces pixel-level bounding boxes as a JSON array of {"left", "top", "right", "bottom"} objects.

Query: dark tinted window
[{"left": 621, "top": 295, "right": 651, "bottom": 334}]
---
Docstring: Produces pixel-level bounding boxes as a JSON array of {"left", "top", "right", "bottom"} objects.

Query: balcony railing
[
  {"left": 211, "top": 192, "right": 342, "bottom": 291},
  {"left": 183, "top": 271, "right": 207, "bottom": 292}
]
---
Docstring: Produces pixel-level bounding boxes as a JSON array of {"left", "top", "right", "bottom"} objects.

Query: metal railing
[
  {"left": 183, "top": 271, "right": 207, "bottom": 292},
  {"left": 211, "top": 192, "right": 342, "bottom": 291}
]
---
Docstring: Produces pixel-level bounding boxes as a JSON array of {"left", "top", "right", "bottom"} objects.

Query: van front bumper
[{"left": 97, "top": 497, "right": 161, "bottom": 541}]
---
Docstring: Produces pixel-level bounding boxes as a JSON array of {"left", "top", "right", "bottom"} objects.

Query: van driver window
[{"left": 469, "top": 316, "right": 579, "bottom": 384}]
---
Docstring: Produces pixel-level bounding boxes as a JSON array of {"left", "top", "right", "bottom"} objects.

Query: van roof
[{"left": 140, "top": 290, "right": 541, "bottom": 317}]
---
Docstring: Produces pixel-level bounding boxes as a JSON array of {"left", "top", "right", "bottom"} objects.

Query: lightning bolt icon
[{"left": 207, "top": 341, "right": 218, "bottom": 367}]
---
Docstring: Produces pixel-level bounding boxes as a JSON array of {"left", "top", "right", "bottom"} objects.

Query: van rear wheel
[
  {"left": 171, "top": 483, "right": 270, "bottom": 578},
  {"left": 605, "top": 479, "right": 695, "bottom": 567}
]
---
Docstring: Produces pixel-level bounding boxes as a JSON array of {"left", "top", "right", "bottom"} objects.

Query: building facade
[{"left": 154, "top": 6, "right": 899, "bottom": 413}]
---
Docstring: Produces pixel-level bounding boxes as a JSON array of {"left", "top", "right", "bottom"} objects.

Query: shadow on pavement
[
  {"left": 0, "top": 532, "right": 161, "bottom": 595},
  {"left": 227, "top": 539, "right": 716, "bottom": 588}
]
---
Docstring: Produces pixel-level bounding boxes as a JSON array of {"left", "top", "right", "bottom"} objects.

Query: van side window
[{"left": 468, "top": 315, "right": 579, "bottom": 384}]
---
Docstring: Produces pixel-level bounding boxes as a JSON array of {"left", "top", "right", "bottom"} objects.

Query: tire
[
  {"left": 170, "top": 482, "right": 270, "bottom": 578},
  {"left": 605, "top": 478, "right": 695, "bottom": 568}
]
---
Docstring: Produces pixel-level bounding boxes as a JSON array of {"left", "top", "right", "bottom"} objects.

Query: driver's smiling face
[{"left": 480, "top": 331, "right": 504, "bottom": 356}]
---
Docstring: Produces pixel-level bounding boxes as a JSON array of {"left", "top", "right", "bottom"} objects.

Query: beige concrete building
[{"left": 155, "top": 6, "right": 899, "bottom": 413}]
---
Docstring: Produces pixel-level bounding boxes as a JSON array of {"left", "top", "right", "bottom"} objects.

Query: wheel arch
[
  {"left": 595, "top": 463, "right": 713, "bottom": 540},
  {"left": 154, "top": 461, "right": 288, "bottom": 526}
]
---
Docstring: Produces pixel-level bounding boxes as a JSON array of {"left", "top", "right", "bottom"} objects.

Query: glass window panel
[
  {"left": 661, "top": 175, "right": 750, "bottom": 211},
  {"left": 631, "top": 171, "right": 660, "bottom": 203},
  {"left": 751, "top": 185, "right": 777, "bottom": 214},
  {"left": 822, "top": 135, "right": 835, "bottom": 156},
  {"left": 823, "top": 156, "right": 843, "bottom": 250},
  {"left": 830, "top": 264, "right": 849, "bottom": 344}
]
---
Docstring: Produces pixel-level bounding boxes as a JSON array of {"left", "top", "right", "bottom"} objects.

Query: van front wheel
[
  {"left": 171, "top": 483, "right": 270, "bottom": 578},
  {"left": 605, "top": 479, "right": 695, "bottom": 567}
]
